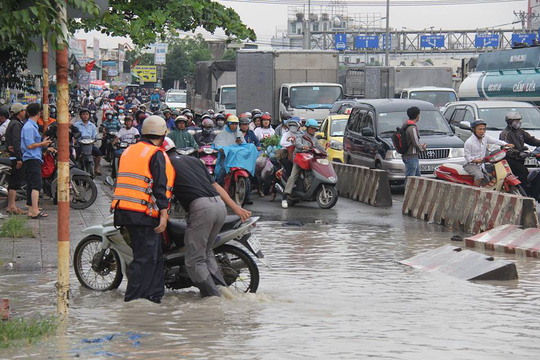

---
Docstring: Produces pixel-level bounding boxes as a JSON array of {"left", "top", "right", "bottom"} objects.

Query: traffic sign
[
  {"left": 420, "top": 35, "right": 445, "bottom": 48},
  {"left": 355, "top": 35, "right": 379, "bottom": 49},
  {"left": 474, "top": 34, "right": 500, "bottom": 48},
  {"left": 335, "top": 33, "right": 347, "bottom": 50},
  {"left": 511, "top": 33, "right": 536, "bottom": 45},
  {"left": 381, "top": 34, "right": 392, "bottom": 50}
]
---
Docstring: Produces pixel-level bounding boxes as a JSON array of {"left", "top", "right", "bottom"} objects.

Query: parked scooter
[
  {"left": 73, "top": 214, "right": 264, "bottom": 293},
  {"left": 199, "top": 145, "right": 218, "bottom": 175},
  {"left": 434, "top": 146, "right": 527, "bottom": 196},
  {"left": 274, "top": 147, "right": 339, "bottom": 209}
]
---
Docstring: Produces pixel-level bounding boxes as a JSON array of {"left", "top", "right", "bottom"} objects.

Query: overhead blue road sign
[
  {"left": 420, "top": 35, "right": 445, "bottom": 48},
  {"left": 474, "top": 34, "right": 500, "bottom": 48},
  {"left": 511, "top": 33, "right": 536, "bottom": 45},
  {"left": 381, "top": 34, "right": 392, "bottom": 50},
  {"left": 335, "top": 33, "right": 347, "bottom": 50},
  {"left": 355, "top": 35, "right": 379, "bottom": 49}
]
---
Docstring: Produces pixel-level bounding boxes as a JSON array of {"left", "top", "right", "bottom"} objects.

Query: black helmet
[
  {"left": 239, "top": 116, "right": 250, "bottom": 125},
  {"left": 214, "top": 113, "right": 225, "bottom": 121},
  {"left": 79, "top": 108, "right": 90, "bottom": 116},
  {"left": 471, "top": 119, "right": 487, "bottom": 132}
]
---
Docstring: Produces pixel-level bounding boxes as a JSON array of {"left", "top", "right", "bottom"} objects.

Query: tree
[
  {"left": 74, "top": 0, "right": 256, "bottom": 47},
  {"left": 162, "top": 35, "right": 213, "bottom": 90},
  {"left": 125, "top": 50, "right": 154, "bottom": 66},
  {"left": 221, "top": 49, "right": 237, "bottom": 61}
]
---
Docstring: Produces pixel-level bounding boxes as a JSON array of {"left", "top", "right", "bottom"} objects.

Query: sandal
[
  {"left": 95, "top": 170, "right": 102, "bottom": 176},
  {"left": 6, "top": 208, "right": 26, "bottom": 215},
  {"left": 29, "top": 211, "right": 49, "bottom": 219}
]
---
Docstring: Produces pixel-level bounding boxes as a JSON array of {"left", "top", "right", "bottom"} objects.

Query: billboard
[
  {"left": 93, "top": 38, "right": 100, "bottom": 60},
  {"left": 133, "top": 65, "right": 157, "bottom": 82}
]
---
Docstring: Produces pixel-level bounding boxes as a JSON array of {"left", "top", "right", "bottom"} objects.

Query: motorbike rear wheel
[
  {"left": 74, "top": 236, "right": 123, "bottom": 291},
  {"left": 316, "top": 184, "right": 338, "bottom": 209},
  {"left": 214, "top": 244, "right": 259, "bottom": 293},
  {"left": 509, "top": 185, "right": 528, "bottom": 197},
  {"left": 232, "top": 176, "right": 250, "bottom": 206},
  {"left": 70, "top": 175, "right": 98, "bottom": 209}
]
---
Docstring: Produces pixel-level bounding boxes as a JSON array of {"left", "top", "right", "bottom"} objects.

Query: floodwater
[{"left": 1, "top": 222, "right": 540, "bottom": 359}]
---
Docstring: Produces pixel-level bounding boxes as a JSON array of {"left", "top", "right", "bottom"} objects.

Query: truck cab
[
  {"left": 215, "top": 85, "right": 236, "bottom": 116},
  {"left": 398, "top": 86, "right": 458, "bottom": 112},
  {"left": 279, "top": 82, "right": 343, "bottom": 124}
]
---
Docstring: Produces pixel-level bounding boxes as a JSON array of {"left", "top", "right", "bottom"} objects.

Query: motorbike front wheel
[
  {"left": 74, "top": 236, "right": 123, "bottom": 291},
  {"left": 509, "top": 185, "right": 528, "bottom": 197},
  {"left": 70, "top": 175, "right": 98, "bottom": 209},
  {"left": 316, "top": 184, "right": 338, "bottom": 209},
  {"left": 214, "top": 244, "right": 259, "bottom": 293}
]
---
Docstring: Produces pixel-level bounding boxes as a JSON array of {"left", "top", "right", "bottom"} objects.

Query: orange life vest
[{"left": 111, "top": 141, "right": 175, "bottom": 218}]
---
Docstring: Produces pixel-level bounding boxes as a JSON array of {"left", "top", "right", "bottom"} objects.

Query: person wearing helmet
[
  {"left": 184, "top": 111, "right": 199, "bottom": 131},
  {"left": 214, "top": 113, "right": 226, "bottom": 131},
  {"left": 499, "top": 111, "right": 540, "bottom": 186},
  {"left": 163, "top": 108, "right": 175, "bottom": 131},
  {"left": 249, "top": 113, "right": 262, "bottom": 131},
  {"left": 239, "top": 115, "right": 260, "bottom": 149},
  {"left": 282, "top": 118, "right": 325, "bottom": 208},
  {"left": 74, "top": 108, "right": 102, "bottom": 175},
  {"left": 194, "top": 117, "right": 216, "bottom": 146},
  {"left": 112, "top": 115, "right": 174, "bottom": 304},
  {"left": 100, "top": 109, "right": 122, "bottom": 161},
  {"left": 167, "top": 115, "right": 199, "bottom": 150},
  {"left": 162, "top": 137, "right": 251, "bottom": 297},
  {"left": 213, "top": 115, "right": 245, "bottom": 148},
  {"left": 110, "top": 116, "right": 139, "bottom": 178},
  {"left": 274, "top": 115, "right": 291, "bottom": 138},
  {"left": 251, "top": 108, "right": 262, "bottom": 117},
  {"left": 87, "top": 97, "right": 97, "bottom": 112},
  {"left": 464, "top": 119, "right": 510, "bottom": 187},
  {"left": 254, "top": 113, "right": 275, "bottom": 140}
]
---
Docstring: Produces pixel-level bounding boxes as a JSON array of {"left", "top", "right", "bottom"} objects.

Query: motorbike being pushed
[
  {"left": 274, "top": 147, "right": 339, "bottom": 209},
  {"left": 73, "top": 214, "right": 264, "bottom": 293},
  {"left": 434, "top": 146, "right": 527, "bottom": 196}
]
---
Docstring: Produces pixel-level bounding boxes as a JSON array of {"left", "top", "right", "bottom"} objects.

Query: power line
[{"left": 220, "top": 0, "right": 521, "bottom": 6}]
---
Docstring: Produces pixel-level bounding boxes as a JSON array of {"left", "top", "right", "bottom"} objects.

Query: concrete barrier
[
  {"left": 333, "top": 162, "right": 392, "bottom": 207},
  {"left": 402, "top": 176, "right": 538, "bottom": 234},
  {"left": 465, "top": 225, "right": 540, "bottom": 258}
]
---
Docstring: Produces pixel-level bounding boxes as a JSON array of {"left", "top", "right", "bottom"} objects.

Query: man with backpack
[{"left": 399, "top": 106, "right": 426, "bottom": 185}]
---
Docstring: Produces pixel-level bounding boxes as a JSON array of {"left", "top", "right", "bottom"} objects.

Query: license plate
[
  {"left": 525, "top": 157, "right": 538, "bottom": 166},
  {"left": 247, "top": 235, "right": 261, "bottom": 254},
  {"left": 420, "top": 164, "right": 438, "bottom": 173}
]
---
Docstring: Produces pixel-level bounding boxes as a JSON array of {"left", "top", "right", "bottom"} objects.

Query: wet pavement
[{"left": 1, "top": 175, "right": 540, "bottom": 359}]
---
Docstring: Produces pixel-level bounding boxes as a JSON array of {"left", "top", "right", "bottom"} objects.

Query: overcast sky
[{"left": 76, "top": 0, "right": 529, "bottom": 49}]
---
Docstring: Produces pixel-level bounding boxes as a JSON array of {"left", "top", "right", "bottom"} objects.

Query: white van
[{"left": 165, "top": 90, "right": 187, "bottom": 111}]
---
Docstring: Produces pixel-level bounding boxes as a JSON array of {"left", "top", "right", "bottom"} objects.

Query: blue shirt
[
  {"left": 74, "top": 120, "right": 97, "bottom": 139},
  {"left": 21, "top": 119, "right": 43, "bottom": 162}
]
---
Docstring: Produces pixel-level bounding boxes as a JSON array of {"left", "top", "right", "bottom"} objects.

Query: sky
[{"left": 75, "top": 0, "right": 530, "bottom": 50}]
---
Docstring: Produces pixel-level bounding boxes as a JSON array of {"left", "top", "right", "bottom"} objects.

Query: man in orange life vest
[{"left": 111, "top": 115, "right": 175, "bottom": 303}]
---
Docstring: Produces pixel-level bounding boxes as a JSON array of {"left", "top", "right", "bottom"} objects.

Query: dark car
[
  {"left": 343, "top": 99, "right": 465, "bottom": 184},
  {"left": 329, "top": 99, "right": 360, "bottom": 115}
]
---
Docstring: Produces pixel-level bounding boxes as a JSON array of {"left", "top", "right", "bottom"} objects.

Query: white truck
[
  {"left": 191, "top": 60, "right": 236, "bottom": 117},
  {"left": 341, "top": 66, "right": 457, "bottom": 110},
  {"left": 236, "top": 50, "right": 343, "bottom": 125}
]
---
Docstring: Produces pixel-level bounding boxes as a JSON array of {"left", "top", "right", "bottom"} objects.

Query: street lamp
[{"left": 385, "top": 0, "right": 390, "bottom": 66}]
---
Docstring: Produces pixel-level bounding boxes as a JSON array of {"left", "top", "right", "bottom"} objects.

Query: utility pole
[
  {"left": 303, "top": 0, "right": 311, "bottom": 49},
  {"left": 56, "top": 0, "right": 70, "bottom": 316},
  {"left": 385, "top": 0, "right": 390, "bottom": 66}
]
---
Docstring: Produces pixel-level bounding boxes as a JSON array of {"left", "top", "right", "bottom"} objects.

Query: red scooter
[
  {"left": 223, "top": 166, "right": 251, "bottom": 206},
  {"left": 434, "top": 147, "right": 527, "bottom": 196},
  {"left": 199, "top": 145, "right": 218, "bottom": 175}
]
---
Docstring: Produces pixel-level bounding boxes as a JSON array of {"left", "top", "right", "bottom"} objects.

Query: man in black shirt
[
  {"left": 5, "top": 103, "right": 26, "bottom": 215},
  {"left": 163, "top": 138, "right": 251, "bottom": 297}
]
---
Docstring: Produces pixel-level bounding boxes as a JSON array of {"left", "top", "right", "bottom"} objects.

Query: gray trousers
[
  {"left": 284, "top": 163, "right": 302, "bottom": 195},
  {"left": 185, "top": 196, "right": 227, "bottom": 296}
]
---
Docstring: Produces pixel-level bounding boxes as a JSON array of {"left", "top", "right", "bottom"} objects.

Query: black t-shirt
[{"left": 168, "top": 152, "right": 219, "bottom": 211}]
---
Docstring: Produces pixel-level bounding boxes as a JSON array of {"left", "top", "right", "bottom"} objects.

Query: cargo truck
[
  {"left": 341, "top": 66, "right": 457, "bottom": 110},
  {"left": 191, "top": 60, "right": 236, "bottom": 117},
  {"left": 236, "top": 50, "right": 343, "bottom": 125},
  {"left": 459, "top": 46, "right": 540, "bottom": 106}
]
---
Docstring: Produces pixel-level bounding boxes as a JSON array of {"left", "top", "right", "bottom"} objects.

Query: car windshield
[
  {"left": 290, "top": 86, "right": 343, "bottom": 110},
  {"left": 377, "top": 110, "right": 452, "bottom": 136},
  {"left": 478, "top": 107, "right": 540, "bottom": 130},
  {"left": 221, "top": 87, "right": 236, "bottom": 109},
  {"left": 330, "top": 119, "right": 348, "bottom": 137},
  {"left": 166, "top": 93, "right": 186, "bottom": 103},
  {"left": 409, "top": 91, "right": 458, "bottom": 108}
]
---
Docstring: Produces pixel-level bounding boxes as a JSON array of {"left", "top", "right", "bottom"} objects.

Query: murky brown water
[{"left": 1, "top": 222, "right": 540, "bottom": 359}]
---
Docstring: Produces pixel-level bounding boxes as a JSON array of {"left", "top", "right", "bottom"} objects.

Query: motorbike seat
[
  {"left": 222, "top": 215, "right": 241, "bottom": 232},
  {"left": 439, "top": 163, "right": 469, "bottom": 176},
  {"left": 167, "top": 219, "right": 187, "bottom": 247},
  {"left": 0, "top": 157, "right": 11, "bottom": 166}
]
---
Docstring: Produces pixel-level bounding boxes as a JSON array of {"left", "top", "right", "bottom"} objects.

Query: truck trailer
[
  {"left": 236, "top": 50, "right": 343, "bottom": 125},
  {"left": 191, "top": 60, "right": 236, "bottom": 117}
]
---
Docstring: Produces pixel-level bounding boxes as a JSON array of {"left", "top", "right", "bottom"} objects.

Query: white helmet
[
  {"left": 162, "top": 137, "right": 176, "bottom": 152},
  {"left": 141, "top": 115, "right": 167, "bottom": 136}
]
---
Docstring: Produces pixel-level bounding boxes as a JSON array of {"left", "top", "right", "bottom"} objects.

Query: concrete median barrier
[
  {"left": 465, "top": 225, "right": 540, "bottom": 258},
  {"left": 403, "top": 176, "right": 538, "bottom": 234},
  {"left": 333, "top": 162, "right": 392, "bottom": 207}
]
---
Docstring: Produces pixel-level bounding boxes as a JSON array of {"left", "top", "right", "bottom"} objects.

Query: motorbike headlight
[
  {"left": 329, "top": 140, "right": 343, "bottom": 151},
  {"left": 80, "top": 139, "right": 94, "bottom": 145},
  {"left": 385, "top": 150, "right": 402, "bottom": 160},
  {"left": 449, "top": 148, "right": 464, "bottom": 158},
  {"left": 204, "top": 148, "right": 213, "bottom": 154},
  {"left": 316, "top": 159, "right": 330, "bottom": 165}
]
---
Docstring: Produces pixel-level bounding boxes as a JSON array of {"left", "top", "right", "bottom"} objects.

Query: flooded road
[{"left": 1, "top": 221, "right": 540, "bottom": 359}]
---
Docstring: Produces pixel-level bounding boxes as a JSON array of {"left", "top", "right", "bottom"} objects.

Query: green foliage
[
  {"left": 0, "top": 47, "right": 38, "bottom": 93},
  {"left": 0, "top": 216, "right": 35, "bottom": 238},
  {"left": 162, "top": 35, "right": 213, "bottom": 89},
  {"left": 73, "top": 0, "right": 256, "bottom": 47},
  {"left": 125, "top": 50, "right": 154, "bottom": 66},
  {"left": 0, "top": 315, "right": 58, "bottom": 348},
  {"left": 262, "top": 135, "right": 281, "bottom": 148},
  {"left": 221, "top": 49, "right": 237, "bottom": 61}
]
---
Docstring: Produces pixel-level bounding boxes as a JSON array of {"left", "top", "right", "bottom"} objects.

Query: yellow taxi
[{"left": 316, "top": 114, "right": 350, "bottom": 163}]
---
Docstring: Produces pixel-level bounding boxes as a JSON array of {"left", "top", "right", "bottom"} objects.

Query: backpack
[{"left": 391, "top": 124, "right": 413, "bottom": 155}]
